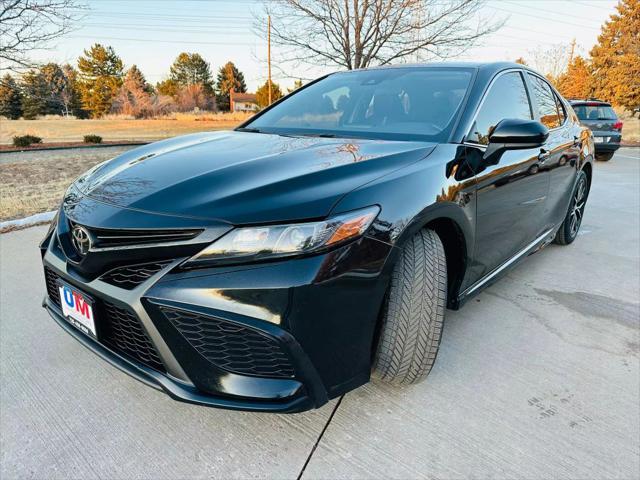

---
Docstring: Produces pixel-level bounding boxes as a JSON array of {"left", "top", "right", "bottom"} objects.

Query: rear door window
[
  {"left": 467, "top": 71, "right": 533, "bottom": 145},
  {"left": 528, "top": 74, "right": 563, "bottom": 129}
]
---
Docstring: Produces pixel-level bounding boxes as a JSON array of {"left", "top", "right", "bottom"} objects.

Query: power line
[
  {"left": 489, "top": 5, "right": 603, "bottom": 29},
  {"left": 68, "top": 35, "right": 255, "bottom": 46},
  {"left": 496, "top": 0, "right": 611, "bottom": 24}
]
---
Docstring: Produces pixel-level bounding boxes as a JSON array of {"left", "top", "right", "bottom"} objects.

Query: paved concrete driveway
[{"left": 1, "top": 148, "right": 638, "bottom": 479}]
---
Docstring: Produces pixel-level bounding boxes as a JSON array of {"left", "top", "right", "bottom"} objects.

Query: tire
[
  {"left": 554, "top": 170, "right": 589, "bottom": 245},
  {"left": 596, "top": 152, "right": 614, "bottom": 161},
  {"left": 373, "top": 229, "right": 447, "bottom": 385}
]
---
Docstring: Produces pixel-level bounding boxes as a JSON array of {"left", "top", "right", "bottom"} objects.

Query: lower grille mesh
[
  {"left": 101, "top": 302, "right": 166, "bottom": 372},
  {"left": 160, "top": 307, "right": 295, "bottom": 378},
  {"left": 44, "top": 267, "right": 61, "bottom": 307},
  {"left": 44, "top": 267, "right": 165, "bottom": 373}
]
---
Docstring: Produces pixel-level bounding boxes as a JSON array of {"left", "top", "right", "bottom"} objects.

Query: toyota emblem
[{"left": 71, "top": 225, "right": 92, "bottom": 257}]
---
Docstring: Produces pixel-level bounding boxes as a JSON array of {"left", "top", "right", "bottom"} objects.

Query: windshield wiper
[
  {"left": 235, "top": 127, "right": 264, "bottom": 133},
  {"left": 299, "top": 132, "right": 337, "bottom": 138}
]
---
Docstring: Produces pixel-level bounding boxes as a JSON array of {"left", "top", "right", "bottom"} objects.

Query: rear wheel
[
  {"left": 373, "top": 229, "right": 447, "bottom": 385},
  {"left": 554, "top": 170, "right": 589, "bottom": 245},
  {"left": 596, "top": 152, "right": 614, "bottom": 161}
]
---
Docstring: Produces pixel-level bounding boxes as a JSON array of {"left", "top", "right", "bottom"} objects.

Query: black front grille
[
  {"left": 44, "top": 267, "right": 165, "bottom": 373},
  {"left": 71, "top": 222, "right": 202, "bottom": 248},
  {"left": 161, "top": 307, "right": 295, "bottom": 378},
  {"left": 101, "top": 302, "right": 166, "bottom": 372},
  {"left": 100, "top": 261, "right": 171, "bottom": 289}
]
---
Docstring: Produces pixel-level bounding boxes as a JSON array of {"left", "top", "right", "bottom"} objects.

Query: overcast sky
[{"left": 31, "top": 0, "right": 619, "bottom": 91}]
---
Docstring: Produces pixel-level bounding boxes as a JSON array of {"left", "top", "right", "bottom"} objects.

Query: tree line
[
  {"left": 518, "top": 0, "right": 638, "bottom": 114},
  {"left": 0, "top": 44, "right": 284, "bottom": 120}
]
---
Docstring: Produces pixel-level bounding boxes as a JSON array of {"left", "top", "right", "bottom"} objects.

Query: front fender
[{"left": 331, "top": 144, "right": 477, "bottom": 292}]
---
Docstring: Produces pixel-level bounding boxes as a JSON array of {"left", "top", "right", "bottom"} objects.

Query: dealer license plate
[{"left": 58, "top": 282, "right": 97, "bottom": 338}]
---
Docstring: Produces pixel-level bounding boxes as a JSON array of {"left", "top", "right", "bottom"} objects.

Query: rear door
[
  {"left": 465, "top": 70, "right": 550, "bottom": 283},
  {"left": 526, "top": 74, "right": 579, "bottom": 227}
]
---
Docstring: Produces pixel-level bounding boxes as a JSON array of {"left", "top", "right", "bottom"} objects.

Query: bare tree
[
  {"left": 529, "top": 43, "right": 574, "bottom": 85},
  {"left": 261, "top": 0, "right": 503, "bottom": 72},
  {"left": 0, "top": 0, "right": 85, "bottom": 71}
]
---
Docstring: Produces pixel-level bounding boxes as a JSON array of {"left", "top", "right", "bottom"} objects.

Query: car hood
[{"left": 76, "top": 131, "right": 436, "bottom": 224}]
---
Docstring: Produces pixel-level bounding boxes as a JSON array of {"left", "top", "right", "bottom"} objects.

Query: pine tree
[
  {"left": 0, "top": 74, "right": 23, "bottom": 119},
  {"left": 39, "top": 63, "right": 67, "bottom": 115},
  {"left": 287, "top": 79, "right": 304, "bottom": 93},
  {"left": 215, "top": 61, "right": 247, "bottom": 111},
  {"left": 20, "top": 70, "right": 48, "bottom": 119},
  {"left": 590, "top": 0, "right": 640, "bottom": 112},
  {"left": 112, "top": 66, "right": 154, "bottom": 118},
  {"left": 77, "top": 44, "right": 124, "bottom": 118},
  {"left": 169, "top": 52, "right": 214, "bottom": 95},
  {"left": 61, "top": 64, "right": 86, "bottom": 118},
  {"left": 156, "top": 78, "right": 179, "bottom": 98},
  {"left": 557, "top": 56, "right": 594, "bottom": 100},
  {"left": 255, "top": 81, "right": 283, "bottom": 109},
  {"left": 126, "top": 65, "right": 154, "bottom": 94}
]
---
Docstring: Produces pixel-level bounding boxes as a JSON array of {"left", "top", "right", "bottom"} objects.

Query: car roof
[
  {"left": 568, "top": 99, "right": 611, "bottom": 106},
  {"left": 335, "top": 61, "right": 539, "bottom": 77}
]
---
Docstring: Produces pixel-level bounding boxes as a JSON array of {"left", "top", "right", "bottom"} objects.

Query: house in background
[{"left": 230, "top": 91, "right": 259, "bottom": 112}]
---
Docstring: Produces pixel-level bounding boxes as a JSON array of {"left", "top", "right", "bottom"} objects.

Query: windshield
[
  {"left": 573, "top": 104, "right": 617, "bottom": 121},
  {"left": 244, "top": 67, "right": 474, "bottom": 142}
]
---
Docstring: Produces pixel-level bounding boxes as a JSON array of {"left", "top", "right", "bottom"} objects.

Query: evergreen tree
[
  {"left": 215, "top": 61, "right": 247, "bottom": 111},
  {"left": 287, "top": 79, "right": 304, "bottom": 93},
  {"left": 126, "top": 65, "right": 154, "bottom": 94},
  {"left": 169, "top": 52, "right": 214, "bottom": 95},
  {"left": 156, "top": 78, "right": 179, "bottom": 98},
  {"left": 112, "top": 66, "right": 154, "bottom": 118},
  {"left": 20, "top": 70, "right": 48, "bottom": 119},
  {"left": 77, "top": 44, "right": 124, "bottom": 118},
  {"left": 39, "top": 63, "right": 67, "bottom": 115},
  {"left": 0, "top": 74, "right": 23, "bottom": 119},
  {"left": 255, "top": 81, "right": 283, "bottom": 109},
  {"left": 590, "top": 0, "right": 640, "bottom": 112},
  {"left": 557, "top": 56, "right": 594, "bottom": 100},
  {"left": 61, "top": 64, "right": 86, "bottom": 118}
]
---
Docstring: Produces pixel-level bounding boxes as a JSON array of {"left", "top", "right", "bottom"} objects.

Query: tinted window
[
  {"left": 528, "top": 74, "right": 562, "bottom": 128},
  {"left": 572, "top": 104, "right": 617, "bottom": 121},
  {"left": 467, "top": 71, "right": 532, "bottom": 145},
  {"left": 246, "top": 68, "right": 473, "bottom": 142},
  {"left": 555, "top": 95, "right": 567, "bottom": 124}
]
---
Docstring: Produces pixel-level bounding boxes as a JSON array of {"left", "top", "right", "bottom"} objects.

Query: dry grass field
[
  {"left": 0, "top": 146, "right": 135, "bottom": 222},
  {"left": 619, "top": 111, "right": 640, "bottom": 143},
  {"left": 0, "top": 112, "right": 252, "bottom": 144}
]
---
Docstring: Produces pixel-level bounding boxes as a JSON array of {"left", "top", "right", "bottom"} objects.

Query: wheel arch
[
  {"left": 388, "top": 203, "right": 474, "bottom": 310},
  {"left": 581, "top": 161, "right": 593, "bottom": 190}
]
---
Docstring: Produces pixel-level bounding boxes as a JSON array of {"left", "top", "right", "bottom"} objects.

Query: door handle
[{"left": 538, "top": 149, "right": 551, "bottom": 163}]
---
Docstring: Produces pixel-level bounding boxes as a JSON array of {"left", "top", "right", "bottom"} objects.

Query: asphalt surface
[{"left": 1, "top": 148, "right": 639, "bottom": 480}]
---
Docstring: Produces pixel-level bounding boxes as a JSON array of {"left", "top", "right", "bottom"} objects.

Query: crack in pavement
[{"left": 297, "top": 395, "right": 345, "bottom": 480}]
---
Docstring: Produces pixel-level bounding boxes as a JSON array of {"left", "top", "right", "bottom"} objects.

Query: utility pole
[
  {"left": 268, "top": 15, "right": 272, "bottom": 105},
  {"left": 569, "top": 38, "right": 576, "bottom": 64}
]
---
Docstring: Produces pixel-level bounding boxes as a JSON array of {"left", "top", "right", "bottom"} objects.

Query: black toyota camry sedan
[{"left": 41, "top": 62, "right": 594, "bottom": 412}]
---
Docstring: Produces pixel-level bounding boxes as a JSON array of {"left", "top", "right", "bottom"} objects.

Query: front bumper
[{"left": 41, "top": 221, "right": 393, "bottom": 412}]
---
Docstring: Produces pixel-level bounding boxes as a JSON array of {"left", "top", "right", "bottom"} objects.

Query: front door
[{"left": 464, "top": 71, "right": 550, "bottom": 284}]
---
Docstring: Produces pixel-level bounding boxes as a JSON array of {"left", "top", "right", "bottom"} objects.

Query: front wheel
[
  {"left": 373, "top": 229, "right": 447, "bottom": 385},
  {"left": 554, "top": 170, "right": 589, "bottom": 245}
]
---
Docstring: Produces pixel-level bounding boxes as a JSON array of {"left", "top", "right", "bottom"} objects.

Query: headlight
[{"left": 184, "top": 206, "right": 380, "bottom": 266}]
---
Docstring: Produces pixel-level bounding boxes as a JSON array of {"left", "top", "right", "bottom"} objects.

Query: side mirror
[{"left": 484, "top": 119, "right": 549, "bottom": 164}]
